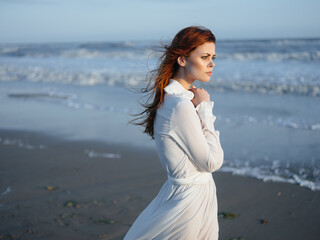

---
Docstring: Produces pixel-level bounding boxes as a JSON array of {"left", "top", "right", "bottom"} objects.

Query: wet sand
[{"left": 0, "top": 129, "right": 319, "bottom": 240}]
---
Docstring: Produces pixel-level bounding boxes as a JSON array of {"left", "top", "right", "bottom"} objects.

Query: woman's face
[{"left": 184, "top": 42, "right": 215, "bottom": 83}]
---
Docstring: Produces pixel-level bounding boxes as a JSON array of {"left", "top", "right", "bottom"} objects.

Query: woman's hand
[{"left": 188, "top": 85, "right": 210, "bottom": 107}]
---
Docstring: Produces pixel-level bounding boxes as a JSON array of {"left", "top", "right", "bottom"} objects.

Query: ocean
[{"left": 0, "top": 38, "right": 319, "bottom": 190}]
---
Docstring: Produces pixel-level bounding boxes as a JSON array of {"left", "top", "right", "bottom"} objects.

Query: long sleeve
[{"left": 168, "top": 100, "right": 224, "bottom": 173}]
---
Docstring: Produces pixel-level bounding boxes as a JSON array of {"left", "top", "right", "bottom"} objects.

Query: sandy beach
[{"left": 0, "top": 129, "right": 319, "bottom": 240}]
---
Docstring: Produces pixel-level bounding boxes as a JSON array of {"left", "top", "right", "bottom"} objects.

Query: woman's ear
[{"left": 177, "top": 56, "right": 186, "bottom": 67}]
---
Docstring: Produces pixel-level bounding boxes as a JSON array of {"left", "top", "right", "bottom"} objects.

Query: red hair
[{"left": 130, "top": 26, "right": 216, "bottom": 139}]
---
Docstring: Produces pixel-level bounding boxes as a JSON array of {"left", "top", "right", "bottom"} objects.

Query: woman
[{"left": 126, "top": 26, "right": 224, "bottom": 240}]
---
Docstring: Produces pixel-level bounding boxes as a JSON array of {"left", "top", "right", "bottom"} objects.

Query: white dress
[{"left": 124, "top": 79, "right": 224, "bottom": 240}]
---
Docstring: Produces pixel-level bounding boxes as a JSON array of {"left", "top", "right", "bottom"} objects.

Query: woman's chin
[{"left": 197, "top": 77, "right": 211, "bottom": 83}]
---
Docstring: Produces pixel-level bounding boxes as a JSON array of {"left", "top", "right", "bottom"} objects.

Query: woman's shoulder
[
  {"left": 157, "top": 93, "right": 195, "bottom": 118},
  {"left": 163, "top": 94, "right": 196, "bottom": 117},
  {"left": 163, "top": 93, "right": 194, "bottom": 110},
  {"left": 174, "top": 97, "right": 196, "bottom": 117}
]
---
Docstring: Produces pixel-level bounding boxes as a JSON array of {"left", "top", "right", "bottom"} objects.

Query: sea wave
[
  {"left": 2, "top": 64, "right": 319, "bottom": 97},
  {"left": 220, "top": 165, "right": 320, "bottom": 191},
  {"left": 1, "top": 39, "right": 320, "bottom": 62},
  {"left": 0, "top": 41, "right": 156, "bottom": 60},
  {"left": 1, "top": 47, "right": 318, "bottom": 62},
  {"left": 211, "top": 80, "right": 320, "bottom": 96},
  {"left": 219, "top": 51, "right": 320, "bottom": 62}
]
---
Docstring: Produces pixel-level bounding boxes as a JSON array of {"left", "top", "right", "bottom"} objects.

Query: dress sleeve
[{"left": 168, "top": 100, "right": 224, "bottom": 173}]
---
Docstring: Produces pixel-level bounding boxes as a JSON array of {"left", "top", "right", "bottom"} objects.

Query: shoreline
[
  {"left": 0, "top": 127, "right": 318, "bottom": 192},
  {"left": 1, "top": 128, "right": 320, "bottom": 239}
]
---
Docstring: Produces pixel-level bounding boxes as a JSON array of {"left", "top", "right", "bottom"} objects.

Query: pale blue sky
[{"left": 0, "top": 0, "right": 319, "bottom": 43}]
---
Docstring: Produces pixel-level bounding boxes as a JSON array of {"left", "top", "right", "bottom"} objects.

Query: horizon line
[{"left": 1, "top": 35, "right": 320, "bottom": 45}]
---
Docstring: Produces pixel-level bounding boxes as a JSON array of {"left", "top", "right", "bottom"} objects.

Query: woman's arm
[{"left": 169, "top": 100, "right": 224, "bottom": 172}]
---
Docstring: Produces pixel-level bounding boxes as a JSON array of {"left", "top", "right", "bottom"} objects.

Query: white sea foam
[
  {"left": 285, "top": 122, "right": 299, "bottom": 129},
  {"left": 220, "top": 166, "right": 320, "bottom": 191},
  {"left": 1, "top": 186, "right": 12, "bottom": 199},
  {"left": 292, "top": 174, "right": 318, "bottom": 191},
  {"left": 311, "top": 124, "right": 320, "bottom": 130},
  {"left": 1, "top": 137, "right": 46, "bottom": 150},
  {"left": 0, "top": 186, "right": 12, "bottom": 208},
  {"left": 219, "top": 51, "right": 320, "bottom": 62},
  {"left": 0, "top": 64, "right": 146, "bottom": 86},
  {"left": 1, "top": 63, "right": 319, "bottom": 97},
  {"left": 84, "top": 149, "right": 121, "bottom": 159},
  {"left": 61, "top": 49, "right": 153, "bottom": 60},
  {"left": 211, "top": 79, "right": 320, "bottom": 96},
  {"left": 0, "top": 41, "right": 155, "bottom": 60},
  {"left": 0, "top": 47, "right": 19, "bottom": 54},
  {"left": 217, "top": 114, "right": 318, "bottom": 132}
]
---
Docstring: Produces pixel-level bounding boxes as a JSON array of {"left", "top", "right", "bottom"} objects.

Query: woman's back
[{"left": 154, "top": 80, "right": 199, "bottom": 178}]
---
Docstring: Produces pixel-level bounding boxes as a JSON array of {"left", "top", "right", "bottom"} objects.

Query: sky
[{"left": 0, "top": 0, "right": 320, "bottom": 43}]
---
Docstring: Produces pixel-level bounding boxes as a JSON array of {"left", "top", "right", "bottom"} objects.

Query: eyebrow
[{"left": 202, "top": 53, "right": 216, "bottom": 56}]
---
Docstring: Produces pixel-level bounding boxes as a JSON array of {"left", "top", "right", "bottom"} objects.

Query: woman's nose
[{"left": 209, "top": 59, "right": 215, "bottom": 67}]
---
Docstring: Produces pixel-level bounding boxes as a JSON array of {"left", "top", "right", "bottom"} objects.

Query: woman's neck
[
  {"left": 172, "top": 75, "right": 195, "bottom": 90},
  {"left": 172, "top": 65, "right": 196, "bottom": 90}
]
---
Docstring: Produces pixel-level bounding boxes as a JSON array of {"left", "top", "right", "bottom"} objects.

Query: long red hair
[{"left": 130, "top": 26, "right": 216, "bottom": 139}]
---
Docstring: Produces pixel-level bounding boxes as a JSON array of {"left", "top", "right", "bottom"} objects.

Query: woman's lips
[{"left": 206, "top": 72, "right": 212, "bottom": 76}]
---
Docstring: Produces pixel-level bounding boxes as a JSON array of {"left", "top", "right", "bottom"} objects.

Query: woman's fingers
[
  {"left": 188, "top": 85, "right": 197, "bottom": 92},
  {"left": 189, "top": 86, "right": 210, "bottom": 107}
]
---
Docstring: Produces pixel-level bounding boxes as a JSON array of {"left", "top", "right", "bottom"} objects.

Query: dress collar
[{"left": 164, "top": 79, "right": 194, "bottom": 100}]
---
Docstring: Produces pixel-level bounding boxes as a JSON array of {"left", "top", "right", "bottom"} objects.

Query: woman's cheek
[{"left": 189, "top": 59, "right": 200, "bottom": 72}]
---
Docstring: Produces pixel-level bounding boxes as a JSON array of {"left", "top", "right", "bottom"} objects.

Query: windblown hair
[{"left": 130, "top": 26, "right": 216, "bottom": 139}]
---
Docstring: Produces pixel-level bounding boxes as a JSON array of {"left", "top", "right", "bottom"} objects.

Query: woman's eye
[
  {"left": 201, "top": 56, "right": 208, "bottom": 60},
  {"left": 212, "top": 57, "right": 216, "bottom": 61}
]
